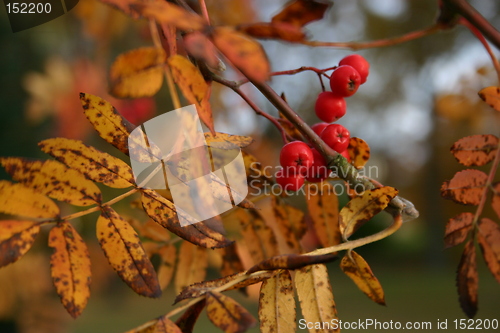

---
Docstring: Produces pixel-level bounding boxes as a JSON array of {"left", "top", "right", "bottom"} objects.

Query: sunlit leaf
[
  {"left": 477, "top": 218, "right": 500, "bottom": 283},
  {"left": 0, "top": 220, "right": 41, "bottom": 267},
  {"left": 175, "top": 241, "right": 208, "bottom": 295},
  {"left": 39, "top": 138, "right": 135, "bottom": 188},
  {"left": 238, "top": 22, "right": 306, "bottom": 42},
  {"left": 339, "top": 187, "right": 398, "bottom": 240},
  {"left": 271, "top": 0, "right": 330, "bottom": 27},
  {"left": 48, "top": 222, "right": 91, "bottom": 318},
  {"left": 340, "top": 250, "right": 385, "bottom": 305},
  {"left": 0, "top": 180, "right": 59, "bottom": 218},
  {"left": 204, "top": 132, "right": 254, "bottom": 150},
  {"left": 441, "top": 169, "right": 488, "bottom": 205},
  {"left": 347, "top": 137, "right": 371, "bottom": 169},
  {"left": 97, "top": 206, "right": 161, "bottom": 298},
  {"left": 213, "top": 27, "right": 270, "bottom": 82},
  {"left": 206, "top": 291, "right": 257, "bottom": 333},
  {"left": 444, "top": 212, "right": 474, "bottom": 248},
  {"left": 247, "top": 253, "right": 337, "bottom": 275},
  {"left": 492, "top": 182, "right": 500, "bottom": 219},
  {"left": 175, "top": 299, "right": 207, "bottom": 333},
  {"left": 124, "top": 314, "right": 182, "bottom": 333},
  {"left": 295, "top": 264, "right": 339, "bottom": 333},
  {"left": 450, "top": 134, "right": 499, "bottom": 166},
  {"left": 271, "top": 196, "right": 302, "bottom": 253},
  {"left": 456, "top": 240, "right": 478, "bottom": 318},
  {"left": 478, "top": 86, "right": 500, "bottom": 112},
  {"left": 259, "top": 270, "right": 296, "bottom": 333}
]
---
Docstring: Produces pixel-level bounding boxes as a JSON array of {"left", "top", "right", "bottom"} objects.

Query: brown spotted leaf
[
  {"left": 205, "top": 132, "right": 254, "bottom": 150},
  {"left": 217, "top": 244, "right": 245, "bottom": 277},
  {"left": 237, "top": 22, "right": 306, "bottom": 42},
  {"left": 457, "top": 240, "right": 478, "bottom": 318},
  {"left": 97, "top": 206, "right": 161, "bottom": 298},
  {"left": 295, "top": 264, "right": 339, "bottom": 333},
  {"left": 271, "top": 0, "right": 330, "bottom": 27},
  {"left": 271, "top": 196, "right": 302, "bottom": 253},
  {"left": 444, "top": 212, "right": 474, "bottom": 248},
  {"left": 450, "top": 134, "right": 499, "bottom": 166},
  {"left": 206, "top": 291, "right": 257, "bottom": 333},
  {"left": 39, "top": 138, "right": 135, "bottom": 188},
  {"left": 175, "top": 241, "right": 208, "bottom": 295},
  {"left": 48, "top": 222, "right": 91, "bottom": 318},
  {"left": 0, "top": 220, "right": 41, "bottom": 267},
  {"left": 259, "top": 270, "right": 296, "bottom": 333},
  {"left": 347, "top": 137, "right": 371, "bottom": 169},
  {"left": 441, "top": 169, "right": 488, "bottom": 205},
  {"left": 492, "top": 182, "right": 500, "bottom": 219},
  {"left": 339, "top": 187, "right": 399, "bottom": 240},
  {"left": 305, "top": 183, "right": 341, "bottom": 248},
  {"left": 175, "top": 299, "right": 207, "bottom": 333},
  {"left": 213, "top": 27, "right": 270, "bottom": 82},
  {"left": 247, "top": 253, "right": 337, "bottom": 275},
  {"left": 0, "top": 180, "right": 59, "bottom": 218},
  {"left": 124, "top": 314, "right": 182, "bottom": 333},
  {"left": 477, "top": 218, "right": 500, "bottom": 283},
  {"left": 340, "top": 251, "right": 385, "bottom": 305},
  {"left": 0, "top": 158, "right": 101, "bottom": 206},
  {"left": 478, "top": 86, "right": 500, "bottom": 112}
]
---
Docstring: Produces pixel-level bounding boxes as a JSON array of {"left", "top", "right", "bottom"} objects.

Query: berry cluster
[{"left": 276, "top": 55, "right": 370, "bottom": 192}]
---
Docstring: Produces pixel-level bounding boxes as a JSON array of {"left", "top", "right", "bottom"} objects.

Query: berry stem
[{"left": 236, "top": 66, "right": 335, "bottom": 87}]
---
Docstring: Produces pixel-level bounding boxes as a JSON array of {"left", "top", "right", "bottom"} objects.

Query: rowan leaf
[
  {"left": 247, "top": 253, "right": 337, "bottom": 275},
  {"left": 184, "top": 31, "right": 219, "bottom": 69},
  {"left": 39, "top": 138, "right": 135, "bottom": 188},
  {"left": 141, "top": 189, "right": 233, "bottom": 248},
  {"left": 340, "top": 251, "right": 385, "bottom": 305},
  {"left": 48, "top": 222, "right": 91, "bottom": 318},
  {"left": 441, "top": 169, "right": 488, "bottom": 205},
  {"left": 0, "top": 180, "right": 59, "bottom": 218},
  {"left": 347, "top": 137, "right": 371, "bottom": 169},
  {"left": 295, "top": 264, "right": 339, "bottom": 333},
  {"left": 124, "top": 314, "right": 182, "bottom": 333},
  {"left": 175, "top": 299, "right": 206, "bottom": 333},
  {"left": 305, "top": 183, "right": 341, "bottom": 248},
  {"left": 0, "top": 220, "right": 41, "bottom": 267},
  {"left": 130, "top": 0, "right": 206, "bottom": 31},
  {"left": 272, "top": 0, "right": 330, "bottom": 27},
  {"left": 236, "top": 209, "right": 279, "bottom": 264},
  {"left": 140, "top": 219, "right": 171, "bottom": 243},
  {"left": 477, "top": 218, "right": 500, "bottom": 283},
  {"left": 492, "top": 182, "right": 500, "bottom": 219},
  {"left": 339, "top": 187, "right": 399, "bottom": 240},
  {"left": 157, "top": 244, "right": 176, "bottom": 291},
  {"left": 204, "top": 132, "right": 254, "bottom": 150},
  {"left": 259, "top": 270, "right": 296, "bottom": 333},
  {"left": 237, "top": 22, "right": 306, "bottom": 42},
  {"left": 444, "top": 212, "right": 474, "bottom": 248},
  {"left": 456, "top": 240, "right": 478, "bottom": 318},
  {"left": 206, "top": 291, "right": 257, "bottom": 333},
  {"left": 213, "top": 27, "right": 270, "bottom": 82},
  {"left": 218, "top": 244, "right": 245, "bottom": 277},
  {"left": 1, "top": 158, "right": 102, "bottom": 206},
  {"left": 271, "top": 196, "right": 302, "bottom": 253},
  {"left": 450, "top": 134, "right": 499, "bottom": 166},
  {"left": 242, "top": 152, "right": 273, "bottom": 188},
  {"left": 175, "top": 241, "right": 208, "bottom": 295},
  {"left": 478, "top": 86, "right": 500, "bottom": 112},
  {"left": 97, "top": 206, "right": 161, "bottom": 298}
]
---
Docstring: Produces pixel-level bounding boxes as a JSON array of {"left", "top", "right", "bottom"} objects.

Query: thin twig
[{"left": 236, "top": 66, "right": 335, "bottom": 87}]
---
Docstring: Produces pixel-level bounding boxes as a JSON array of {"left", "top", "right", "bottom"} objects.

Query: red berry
[
  {"left": 280, "top": 141, "right": 314, "bottom": 174},
  {"left": 341, "top": 149, "right": 351, "bottom": 162},
  {"left": 311, "top": 122, "right": 329, "bottom": 136},
  {"left": 339, "top": 54, "right": 370, "bottom": 84},
  {"left": 329, "top": 65, "right": 361, "bottom": 97},
  {"left": 314, "top": 92, "right": 346, "bottom": 122},
  {"left": 320, "top": 124, "right": 350, "bottom": 153},
  {"left": 275, "top": 169, "right": 305, "bottom": 192},
  {"left": 306, "top": 148, "right": 330, "bottom": 183}
]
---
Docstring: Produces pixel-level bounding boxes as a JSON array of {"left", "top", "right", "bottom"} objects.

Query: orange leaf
[
  {"left": 0, "top": 220, "right": 41, "bottom": 267},
  {"left": 237, "top": 22, "right": 306, "bottom": 42},
  {"left": 347, "top": 137, "right": 371, "bottom": 169},
  {"left": 441, "top": 169, "right": 488, "bottom": 205},
  {"left": 450, "top": 134, "right": 499, "bottom": 166},
  {"left": 444, "top": 212, "right": 474, "bottom": 248},
  {"left": 213, "top": 27, "right": 270, "bottom": 82},
  {"left": 478, "top": 86, "right": 500, "bottom": 112},
  {"left": 183, "top": 31, "right": 220, "bottom": 71},
  {"left": 0, "top": 180, "right": 59, "bottom": 218},
  {"left": 97, "top": 206, "right": 161, "bottom": 298},
  {"left": 175, "top": 299, "right": 206, "bottom": 333},
  {"left": 174, "top": 241, "right": 208, "bottom": 295},
  {"left": 492, "top": 182, "right": 500, "bottom": 219},
  {"left": 477, "top": 218, "right": 500, "bottom": 283},
  {"left": 271, "top": 0, "right": 330, "bottom": 27},
  {"left": 157, "top": 244, "right": 176, "bottom": 291},
  {"left": 206, "top": 291, "right": 257, "bottom": 333},
  {"left": 48, "top": 222, "right": 91, "bottom": 318},
  {"left": 205, "top": 132, "right": 254, "bottom": 150},
  {"left": 124, "top": 314, "right": 182, "bottom": 333},
  {"left": 271, "top": 196, "right": 302, "bottom": 253},
  {"left": 457, "top": 240, "right": 478, "bottom": 318}
]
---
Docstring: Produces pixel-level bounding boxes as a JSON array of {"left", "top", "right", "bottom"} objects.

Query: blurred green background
[{"left": 0, "top": 0, "right": 499, "bottom": 332}]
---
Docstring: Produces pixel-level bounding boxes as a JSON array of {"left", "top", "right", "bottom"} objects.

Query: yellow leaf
[
  {"left": 124, "top": 314, "right": 182, "bottom": 333},
  {"left": 213, "top": 27, "right": 270, "bottom": 82},
  {"left": 110, "top": 47, "right": 166, "bottom": 98},
  {"left": 271, "top": 196, "right": 302, "bottom": 253},
  {"left": 295, "top": 264, "right": 339, "bottom": 333},
  {"left": 97, "top": 206, "right": 161, "bottom": 298},
  {"left": 0, "top": 158, "right": 102, "bottom": 206},
  {"left": 39, "top": 138, "right": 136, "bottom": 188},
  {"left": 204, "top": 132, "right": 254, "bottom": 150},
  {"left": 339, "top": 187, "right": 398, "bottom": 240},
  {"left": 259, "top": 269, "right": 296, "bottom": 333},
  {"left": 48, "top": 222, "right": 91, "bottom": 318},
  {"left": 0, "top": 180, "right": 59, "bottom": 218},
  {"left": 305, "top": 183, "right": 341, "bottom": 248},
  {"left": 217, "top": 244, "right": 245, "bottom": 277},
  {"left": 175, "top": 241, "right": 208, "bottom": 295},
  {"left": 157, "top": 244, "right": 176, "bottom": 291},
  {"left": 347, "top": 137, "right": 371, "bottom": 169},
  {"left": 206, "top": 291, "right": 257, "bottom": 333},
  {"left": 340, "top": 250, "right": 385, "bottom": 305},
  {"left": 0, "top": 220, "right": 41, "bottom": 267},
  {"left": 478, "top": 86, "right": 500, "bottom": 112}
]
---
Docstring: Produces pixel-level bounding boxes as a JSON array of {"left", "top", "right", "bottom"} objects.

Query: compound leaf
[
  {"left": 0, "top": 180, "right": 59, "bottom": 218},
  {"left": 175, "top": 241, "right": 208, "bottom": 295},
  {"left": 441, "top": 169, "right": 488, "bottom": 205},
  {"left": 444, "top": 212, "right": 474, "bottom": 248},
  {"left": 477, "top": 218, "right": 500, "bottom": 283},
  {"left": 456, "top": 240, "right": 478, "bottom": 318},
  {"left": 206, "top": 291, "right": 257, "bottom": 333},
  {"left": 450, "top": 134, "right": 499, "bottom": 166},
  {"left": 478, "top": 86, "right": 500, "bottom": 112},
  {"left": 0, "top": 220, "right": 41, "bottom": 267}
]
